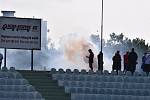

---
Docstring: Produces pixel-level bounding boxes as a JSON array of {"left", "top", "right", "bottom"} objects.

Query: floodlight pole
[
  {"left": 101, "top": 0, "right": 103, "bottom": 52},
  {"left": 98, "top": 0, "right": 104, "bottom": 71},
  {"left": 4, "top": 48, "right": 7, "bottom": 68},
  {"left": 31, "top": 49, "right": 33, "bottom": 71}
]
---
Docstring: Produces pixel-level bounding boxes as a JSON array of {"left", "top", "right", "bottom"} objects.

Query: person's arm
[{"left": 86, "top": 56, "right": 89, "bottom": 58}]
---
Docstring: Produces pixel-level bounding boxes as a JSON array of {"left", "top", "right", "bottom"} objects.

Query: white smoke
[
  {"left": 2, "top": 32, "right": 115, "bottom": 72},
  {"left": 58, "top": 33, "right": 98, "bottom": 71}
]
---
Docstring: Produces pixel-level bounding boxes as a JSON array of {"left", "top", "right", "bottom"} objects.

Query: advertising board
[{"left": 0, "top": 17, "right": 41, "bottom": 50}]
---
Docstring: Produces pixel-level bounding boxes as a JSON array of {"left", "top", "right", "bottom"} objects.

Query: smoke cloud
[
  {"left": 59, "top": 33, "right": 98, "bottom": 70},
  {"left": 62, "top": 35, "right": 91, "bottom": 62},
  {"left": 2, "top": 33, "right": 97, "bottom": 71},
  {"left": 4, "top": 32, "right": 143, "bottom": 72}
]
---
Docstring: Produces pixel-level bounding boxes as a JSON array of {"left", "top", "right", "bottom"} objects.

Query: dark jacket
[
  {"left": 112, "top": 53, "right": 121, "bottom": 70},
  {"left": 89, "top": 52, "right": 94, "bottom": 63},
  {"left": 128, "top": 51, "right": 138, "bottom": 71},
  {"left": 128, "top": 52, "right": 138, "bottom": 65}
]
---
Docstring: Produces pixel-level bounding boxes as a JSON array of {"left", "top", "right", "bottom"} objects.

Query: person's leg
[
  {"left": 145, "top": 64, "right": 150, "bottom": 76},
  {"left": 89, "top": 63, "right": 93, "bottom": 70},
  {"left": 0, "top": 61, "right": 2, "bottom": 70},
  {"left": 91, "top": 63, "right": 93, "bottom": 70},
  {"left": 116, "top": 63, "right": 120, "bottom": 73},
  {"left": 123, "top": 63, "right": 125, "bottom": 71},
  {"left": 128, "top": 64, "right": 133, "bottom": 74},
  {"left": 123, "top": 64, "right": 126, "bottom": 74},
  {"left": 113, "top": 62, "right": 117, "bottom": 71},
  {"left": 119, "top": 62, "right": 121, "bottom": 71},
  {"left": 148, "top": 64, "right": 150, "bottom": 76},
  {"left": 98, "top": 62, "right": 100, "bottom": 70},
  {"left": 131, "top": 65, "right": 136, "bottom": 75}
]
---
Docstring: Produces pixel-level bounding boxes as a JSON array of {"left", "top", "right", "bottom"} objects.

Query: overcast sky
[{"left": 1, "top": 0, "right": 150, "bottom": 43}]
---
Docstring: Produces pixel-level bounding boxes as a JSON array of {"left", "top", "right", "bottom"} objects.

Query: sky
[{"left": 0, "top": 0, "right": 150, "bottom": 44}]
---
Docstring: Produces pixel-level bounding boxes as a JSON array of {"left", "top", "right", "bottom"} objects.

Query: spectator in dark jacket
[
  {"left": 112, "top": 51, "right": 121, "bottom": 72},
  {"left": 128, "top": 48, "right": 138, "bottom": 74},
  {"left": 97, "top": 51, "right": 103, "bottom": 71},
  {"left": 86, "top": 49, "right": 94, "bottom": 70}
]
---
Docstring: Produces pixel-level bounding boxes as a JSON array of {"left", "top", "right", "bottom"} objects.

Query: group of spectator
[
  {"left": 112, "top": 48, "right": 138, "bottom": 74},
  {"left": 87, "top": 48, "right": 150, "bottom": 75}
]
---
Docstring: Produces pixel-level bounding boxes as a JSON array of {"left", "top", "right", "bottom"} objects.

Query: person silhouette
[
  {"left": 86, "top": 49, "right": 94, "bottom": 70},
  {"left": 128, "top": 48, "right": 138, "bottom": 74},
  {"left": 142, "top": 52, "right": 150, "bottom": 75},
  {"left": 141, "top": 52, "right": 147, "bottom": 71},
  {"left": 123, "top": 51, "right": 129, "bottom": 73},
  {"left": 112, "top": 51, "right": 121, "bottom": 72},
  {"left": 97, "top": 51, "right": 103, "bottom": 71}
]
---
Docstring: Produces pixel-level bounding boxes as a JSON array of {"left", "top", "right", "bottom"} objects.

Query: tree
[{"left": 109, "top": 33, "right": 124, "bottom": 45}]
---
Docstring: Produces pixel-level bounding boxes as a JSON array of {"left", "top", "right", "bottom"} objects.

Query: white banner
[{"left": 0, "top": 17, "right": 41, "bottom": 50}]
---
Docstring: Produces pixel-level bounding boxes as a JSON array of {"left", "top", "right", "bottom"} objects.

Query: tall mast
[{"left": 101, "top": 0, "right": 103, "bottom": 52}]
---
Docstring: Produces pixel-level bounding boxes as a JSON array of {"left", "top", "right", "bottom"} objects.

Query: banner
[{"left": 0, "top": 17, "right": 41, "bottom": 50}]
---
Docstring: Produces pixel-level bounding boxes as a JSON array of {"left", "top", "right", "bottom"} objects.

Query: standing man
[
  {"left": 97, "top": 51, "right": 103, "bottom": 71},
  {"left": 123, "top": 51, "right": 129, "bottom": 73},
  {"left": 0, "top": 53, "right": 3, "bottom": 70},
  {"left": 86, "top": 49, "right": 94, "bottom": 70},
  {"left": 128, "top": 48, "right": 138, "bottom": 74},
  {"left": 112, "top": 51, "right": 121, "bottom": 72}
]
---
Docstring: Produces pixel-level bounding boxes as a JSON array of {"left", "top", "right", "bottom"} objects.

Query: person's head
[
  {"left": 132, "top": 48, "right": 134, "bottom": 52},
  {"left": 117, "top": 50, "right": 120, "bottom": 54},
  {"left": 126, "top": 51, "right": 129, "bottom": 54},
  {"left": 88, "top": 49, "right": 92, "bottom": 53}
]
